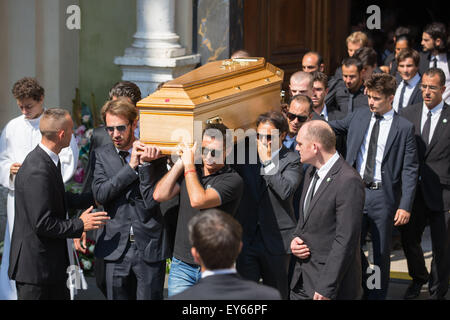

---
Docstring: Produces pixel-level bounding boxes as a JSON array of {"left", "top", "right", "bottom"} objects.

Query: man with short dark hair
[
  {"left": 283, "top": 95, "right": 314, "bottom": 152},
  {"left": 419, "top": 22, "right": 450, "bottom": 104},
  {"left": 289, "top": 71, "right": 314, "bottom": 99},
  {"left": 393, "top": 48, "right": 423, "bottom": 112},
  {"left": 399, "top": 68, "right": 450, "bottom": 300},
  {"left": 234, "top": 111, "right": 303, "bottom": 299},
  {"left": 169, "top": 209, "right": 281, "bottom": 300},
  {"left": 326, "top": 57, "right": 369, "bottom": 115},
  {"left": 301, "top": 52, "right": 325, "bottom": 73},
  {"left": 290, "top": 120, "right": 365, "bottom": 300},
  {"left": 8, "top": 108, "right": 109, "bottom": 300},
  {"left": 329, "top": 73, "right": 419, "bottom": 299},
  {"left": 153, "top": 123, "right": 244, "bottom": 297},
  {"left": 0, "top": 78, "right": 78, "bottom": 300}
]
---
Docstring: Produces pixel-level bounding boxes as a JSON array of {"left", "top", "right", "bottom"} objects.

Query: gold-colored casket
[{"left": 137, "top": 57, "right": 284, "bottom": 154}]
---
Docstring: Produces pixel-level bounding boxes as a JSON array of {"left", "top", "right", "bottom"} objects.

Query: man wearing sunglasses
[
  {"left": 283, "top": 95, "right": 314, "bottom": 152},
  {"left": 91, "top": 98, "right": 170, "bottom": 300},
  {"left": 153, "top": 123, "right": 244, "bottom": 297},
  {"left": 234, "top": 111, "right": 303, "bottom": 300}
]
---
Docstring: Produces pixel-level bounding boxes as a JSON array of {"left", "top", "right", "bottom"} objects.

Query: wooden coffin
[{"left": 137, "top": 57, "right": 284, "bottom": 154}]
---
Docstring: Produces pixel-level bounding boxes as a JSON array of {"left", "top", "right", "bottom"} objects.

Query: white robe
[{"left": 0, "top": 113, "right": 78, "bottom": 300}]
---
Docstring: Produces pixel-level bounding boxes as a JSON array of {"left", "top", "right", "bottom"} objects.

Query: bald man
[
  {"left": 302, "top": 52, "right": 325, "bottom": 73},
  {"left": 290, "top": 120, "right": 365, "bottom": 300},
  {"left": 9, "top": 108, "right": 109, "bottom": 300},
  {"left": 289, "top": 71, "right": 314, "bottom": 99}
]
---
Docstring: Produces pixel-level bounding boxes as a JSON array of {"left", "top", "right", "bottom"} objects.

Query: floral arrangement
[{"left": 73, "top": 238, "right": 96, "bottom": 276}]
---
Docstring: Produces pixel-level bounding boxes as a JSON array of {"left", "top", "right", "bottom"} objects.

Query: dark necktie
[
  {"left": 303, "top": 172, "right": 320, "bottom": 221},
  {"left": 119, "top": 151, "right": 130, "bottom": 165},
  {"left": 57, "top": 160, "right": 61, "bottom": 172},
  {"left": 347, "top": 93, "right": 354, "bottom": 113},
  {"left": 320, "top": 113, "right": 325, "bottom": 120},
  {"left": 432, "top": 57, "right": 437, "bottom": 69},
  {"left": 421, "top": 111, "right": 432, "bottom": 145},
  {"left": 363, "top": 114, "right": 383, "bottom": 184},
  {"left": 398, "top": 81, "right": 408, "bottom": 110}
]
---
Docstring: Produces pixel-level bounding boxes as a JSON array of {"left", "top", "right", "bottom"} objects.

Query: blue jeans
[{"left": 167, "top": 257, "right": 201, "bottom": 297}]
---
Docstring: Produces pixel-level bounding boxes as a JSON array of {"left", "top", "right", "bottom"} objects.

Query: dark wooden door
[{"left": 244, "top": 0, "right": 351, "bottom": 90}]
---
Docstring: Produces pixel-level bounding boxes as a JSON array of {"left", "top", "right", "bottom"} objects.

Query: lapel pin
[
  {"left": 443, "top": 119, "right": 448, "bottom": 124},
  {"left": 326, "top": 177, "right": 331, "bottom": 182}
]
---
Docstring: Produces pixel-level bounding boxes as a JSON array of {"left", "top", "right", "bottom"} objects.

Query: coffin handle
[{"left": 206, "top": 116, "right": 223, "bottom": 125}]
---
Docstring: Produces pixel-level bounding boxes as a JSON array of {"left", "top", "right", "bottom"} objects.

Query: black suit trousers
[
  {"left": 236, "top": 229, "right": 290, "bottom": 300},
  {"left": 16, "top": 281, "right": 70, "bottom": 300},
  {"left": 400, "top": 190, "right": 450, "bottom": 299},
  {"left": 105, "top": 242, "right": 166, "bottom": 300}
]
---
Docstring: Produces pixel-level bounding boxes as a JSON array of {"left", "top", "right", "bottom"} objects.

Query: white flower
[
  {"left": 88, "top": 245, "right": 95, "bottom": 254},
  {"left": 81, "top": 259, "right": 92, "bottom": 270}
]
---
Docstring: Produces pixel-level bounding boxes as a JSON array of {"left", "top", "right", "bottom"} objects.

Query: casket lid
[{"left": 137, "top": 57, "right": 283, "bottom": 110}]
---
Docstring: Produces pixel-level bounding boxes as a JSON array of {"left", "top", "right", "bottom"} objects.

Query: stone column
[{"left": 115, "top": 0, "right": 200, "bottom": 97}]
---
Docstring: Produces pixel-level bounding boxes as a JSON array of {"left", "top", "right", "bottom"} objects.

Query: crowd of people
[{"left": 0, "top": 21, "right": 449, "bottom": 301}]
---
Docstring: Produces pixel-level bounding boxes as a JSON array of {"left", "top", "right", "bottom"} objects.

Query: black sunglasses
[
  {"left": 286, "top": 112, "right": 308, "bottom": 123},
  {"left": 105, "top": 124, "right": 129, "bottom": 133},
  {"left": 202, "top": 147, "right": 223, "bottom": 158}
]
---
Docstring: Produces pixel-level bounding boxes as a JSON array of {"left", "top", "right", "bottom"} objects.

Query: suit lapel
[
  {"left": 407, "top": 84, "right": 420, "bottom": 106},
  {"left": 299, "top": 166, "right": 314, "bottom": 227},
  {"left": 426, "top": 103, "right": 449, "bottom": 157},
  {"left": 302, "top": 157, "right": 343, "bottom": 227},
  {"left": 355, "top": 111, "right": 372, "bottom": 158},
  {"left": 382, "top": 113, "right": 399, "bottom": 163}
]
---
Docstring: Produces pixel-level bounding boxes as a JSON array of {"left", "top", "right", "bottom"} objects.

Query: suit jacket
[
  {"left": 312, "top": 108, "right": 347, "bottom": 157},
  {"left": 169, "top": 273, "right": 282, "bottom": 300},
  {"left": 81, "top": 126, "right": 112, "bottom": 194},
  {"left": 419, "top": 51, "right": 450, "bottom": 76},
  {"left": 234, "top": 146, "right": 303, "bottom": 255},
  {"left": 92, "top": 143, "right": 170, "bottom": 262},
  {"left": 290, "top": 156, "right": 365, "bottom": 300},
  {"left": 326, "top": 81, "right": 369, "bottom": 115},
  {"left": 400, "top": 102, "right": 450, "bottom": 211},
  {"left": 329, "top": 108, "right": 419, "bottom": 212},
  {"left": 9, "top": 146, "right": 85, "bottom": 285}
]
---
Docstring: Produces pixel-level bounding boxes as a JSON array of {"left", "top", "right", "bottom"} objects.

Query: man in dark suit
[
  {"left": 92, "top": 98, "right": 170, "bottom": 300},
  {"left": 326, "top": 57, "right": 369, "bottom": 115},
  {"left": 79, "top": 81, "right": 142, "bottom": 297},
  {"left": 399, "top": 68, "right": 450, "bottom": 300},
  {"left": 393, "top": 48, "right": 423, "bottom": 112},
  {"left": 283, "top": 95, "right": 314, "bottom": 152},
  {"left": 419, "top": 23, "right": 450, "bottom": 104},
  {"left": 329, "top": 73, "right": 419, "bottom": 299},
  {"left": 290, "top": 120, "right": 365, "bottom": 300},
  {"left": 301, "top": 51, "right": 325, "bottom": 73},
  {"left": 169, "top": 209, "right": 281, "bottom": 300},
  {"left": 8, "top": 108, "right": 110, "bottom": 300},
  {"left": 234, "top": 111, "right": 303, "bottom": 300}
]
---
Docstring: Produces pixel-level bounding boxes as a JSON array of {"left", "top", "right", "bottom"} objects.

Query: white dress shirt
[
  {"left": 357, "top": 109, "right": 395, "bottom": 183},
  {"left": 201, "top": 268, "right": 237, "bottom": 279},
  {"left": 421, "top": 101, "right": 444, "bottom": 144},
  {"left": 320, "top": 104, "right": 329, "bottom": 121},
  {"left": 38, "top": 143, "right": 60, "bottom": 168},
  {"left": 393, "top": 73, "right": 421, "bottom": 112},
  {"left": 430, "top": 54, "right": 450, "bottom": 104},
  {"left": 303, "top": 151, "right": 340, "bottom": 213}
]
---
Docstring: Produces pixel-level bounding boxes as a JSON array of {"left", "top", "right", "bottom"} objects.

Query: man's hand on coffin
[
  {"left": 130, "top": 140, "right": 146, "bottom": 169},
  {"left": 140, "top": 145, "right": 163, "bottom": 164},
  {"left": 180, "top": 142, "right": 198, "bottom": 169}
]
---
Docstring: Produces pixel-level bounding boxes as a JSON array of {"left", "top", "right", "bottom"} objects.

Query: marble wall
[{"left": 196, "top": 0, "right": 230, "bottom": 65}]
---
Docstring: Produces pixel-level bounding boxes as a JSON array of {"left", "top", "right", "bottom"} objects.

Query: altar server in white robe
[{"left": 0, "top": 78, "right": 78, "bottom": 300}]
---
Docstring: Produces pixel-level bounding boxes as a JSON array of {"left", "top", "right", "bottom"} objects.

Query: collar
[
  {"left": 321, "top": 104, "right": 328, "bottom": 118},
  {"left": 432, "top": 53, "right": 448, "bottom": 63},
  {"left": 201, "top": 268, "right": 237, "bottom": 279},
  {"left": 423, "top": 100, "right": 444, "bottom": 115},
  {"left": 115, "top": 146, "right": 133, "bottom": 155},
  {"left": 316, "top": 151, "right": 340, "bottom": 179},
  {"left": 373, "top": 108, "right": 395, "bottom": 121},
  {"left": 39, "top": 143, "right": 60, "bottom": 167},
  {"left": 404, "top": 73, "right": 421, "bottom": 87}
]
